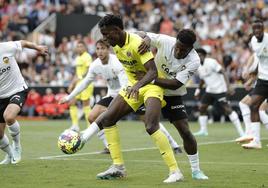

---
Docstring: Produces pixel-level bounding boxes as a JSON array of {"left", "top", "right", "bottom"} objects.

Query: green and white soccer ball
[{"left": 58, "top": 129, "right": 81, "bottom": 154}]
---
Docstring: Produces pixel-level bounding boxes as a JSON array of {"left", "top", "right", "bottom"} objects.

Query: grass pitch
[{"left": 0, "top": 120, "right": 268, "bottom": 188}]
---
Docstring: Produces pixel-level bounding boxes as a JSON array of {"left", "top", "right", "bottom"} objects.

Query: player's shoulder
[
  {"left": 128, "top": 32, "right": 142, "bottom": 46},
  {"left": 188, "top": 49, "right": 200, "bottom": 62},
  {"left": 81, "top": 51, "right": 92, "bottom": 60},
  {"left": 204, "top": 57, "right": 218, "bottom": 66},
  {"left": 91, "top": 57, "right": 102, "bottom": 66},
  {"left": 0, "top": 41, "right": 20, "bottom": 49}
]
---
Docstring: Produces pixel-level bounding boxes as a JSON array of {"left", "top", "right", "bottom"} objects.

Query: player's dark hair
[
  {"left": 96, "top": 39, "right": 110, "bottom": 48},
  {"left": 77, "top": 40, "right": 87, "bottom": 47},
  {"left": 195, "top": 48, "right": 207, "bottom": 56},
  {"left": 98, "top": 14, "right": 124, "bottom": 30},
  {"left": 176, "top": 29, "right": 196, "bottom": 46}
]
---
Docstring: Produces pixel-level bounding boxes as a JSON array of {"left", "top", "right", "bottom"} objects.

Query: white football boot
[
  {"left": 242, "top": 139, "right": 262, "bottom": 149},
  {"left": 163, "top": 170, "right": 184, "bottom": 183},
  {"left": 12, "top": 143, "right": 22, "bottom": 162},
  {"left": 97, "top": 164, "right": 126, "bottom": 180},
  {"left": 0, "top": 154, "right": 18, "bottom": 165},
  {"left": 235, "top": 135, "right": 254, "bottom": 143}
]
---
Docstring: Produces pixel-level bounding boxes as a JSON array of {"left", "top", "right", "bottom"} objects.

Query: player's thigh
[
  {"left": 259, "top": 100, "right": 268, "bottom": 111},
  {"left": 0, "top": 123, "right": 5, "bottom": 138},
  {"left": 95, "top": 95, "right": 133, "bottom": 127},
  {"left": 144, "top": 97, "right": 161, "bottom": 128},
  {"left": 240, "top": 94, "right": 252, "bottom": 105},
  {"left": 161, "top": 96, "right": 187, "bottom": 123},
  {"left": 200, "top": 93, "right": 214, "bottom": 111},
  {"left": 88, "top": 104, "right": 107, "bottom": 123},
  {"left": 3, "top": 103, "right": 21, "bottom": 121},
  {"left": 251, "top": 95, "right": 266, "bottom": 109}
]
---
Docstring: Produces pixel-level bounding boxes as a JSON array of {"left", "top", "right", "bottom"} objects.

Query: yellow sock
[
  {"left": 83, "top": 106, "right": 91, "bottom": 127},
  {"left": 70, "top": 105, "right": 78, "bottom": 126},
  {"left": 104, "top": 126, "right": 124, "bottom": 165},
  {"left": 151, "top": 129, "right": 178, "bottom": 172}
]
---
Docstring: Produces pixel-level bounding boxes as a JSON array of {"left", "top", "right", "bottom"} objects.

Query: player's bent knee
[{"left": 3, "top": 114, "right": 15, "bottom": 125}]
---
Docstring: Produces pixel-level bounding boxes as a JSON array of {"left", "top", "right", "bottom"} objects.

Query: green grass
[{"left": 0, "top": 120, "right": 268, "bottom": 188}]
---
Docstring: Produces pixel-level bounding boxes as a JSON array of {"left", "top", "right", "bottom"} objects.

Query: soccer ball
[{"left": 58, "top": 129, "right": 81, "bottom": 154}]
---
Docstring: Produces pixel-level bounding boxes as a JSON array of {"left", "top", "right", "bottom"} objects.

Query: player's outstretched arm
[
  {"left": 20, "top": 40, "right": 48, "bottom": 55},
  {"left": 59, "top": 69, "right": 94, "bottom": 104}
]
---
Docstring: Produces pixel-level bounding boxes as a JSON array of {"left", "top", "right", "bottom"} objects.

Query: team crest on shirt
[
  {"left": 3, "top": 57, "right": 9, "bottom": 64},
  {"left": 126, "top": 51, "right": 132, "bottom": 57}
]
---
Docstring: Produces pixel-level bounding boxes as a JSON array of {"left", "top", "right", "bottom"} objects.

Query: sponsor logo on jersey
[
  {"left": 119, "top": 59, "right": 137, "bottom": 66},
  {"left": 3, "top": 57, "right": 9, "bottom": 64},
  {"left": 171, "top": 104, "right": 185, "bottom": 110},
  {"left": 127, "top": 51, "right": 132, "bottom": 57},
  {"left": 0, "top": 66, "right": 11, "bottom": 75},
  {"left": 161, "top": 64, "right": 176, "bottom": 77}
]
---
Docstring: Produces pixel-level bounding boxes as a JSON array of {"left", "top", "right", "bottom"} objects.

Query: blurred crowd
[{"left": 1, "top": 0, "right": 268, "bottom": 88}]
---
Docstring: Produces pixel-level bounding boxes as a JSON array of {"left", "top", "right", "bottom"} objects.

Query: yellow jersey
[
  {"left": 75, "top": 51, "right": 92, "bottom": 79},
  {"left": 113, "top": 32, "right": 154, "bottom": 86}
]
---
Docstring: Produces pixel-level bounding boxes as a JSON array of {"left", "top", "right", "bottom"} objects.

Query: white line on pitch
[
  {"left": 38, "top": 137, "right": 268, "bottom": 160},
  {"left": 41, "top": 158, "right": 268, "bottom": 166},
  {"left": 38, "top": 139, "right": 236, "bottom": 160}
]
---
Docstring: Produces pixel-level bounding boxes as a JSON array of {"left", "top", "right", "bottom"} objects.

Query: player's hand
[
  {"left": 125, "top": 84, "right": 141, "bottom": 100},
  {"left": 138, "top": 37, "right": 150, "bottom": 54},
  {"left": 244, "top": 80, "right": 253, "bottom": 91},
  {"left": 134, "top": 71, "right": 146, "bottom": 81},
  {"left": 37, "top": 45, "right": 49, "bottom": 56},
  {"left": 242, "top": 70, "right": 249, "bottom": 79},
  {"left": 59, "top": 96, "right": 69, "bottom": 104}
]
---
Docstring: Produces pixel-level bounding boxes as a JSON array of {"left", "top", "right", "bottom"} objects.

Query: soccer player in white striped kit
[
  {"left": 0, "top": 40, "right": 48, "bottom": 164},
  {"left": 241, "top": 19, "right": 268, "bottom": 149},
  {"left": 194, "top": 48, "right": 244, "bottom": 138}
]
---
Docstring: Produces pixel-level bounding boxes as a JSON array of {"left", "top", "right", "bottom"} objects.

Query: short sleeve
[
  {"left": 0, "top": 41, "right": 22, "bottom": 55},
  {"left": 133, "top": 37, "right": 154, "bottom": 65}
]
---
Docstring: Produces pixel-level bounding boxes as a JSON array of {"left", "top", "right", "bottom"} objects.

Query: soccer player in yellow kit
[
  {"left": 68, "top": 41, "right": 93, "bottom": 131},
  {"left": 80, "top": 14, "right": 182, "bottom": 183}
]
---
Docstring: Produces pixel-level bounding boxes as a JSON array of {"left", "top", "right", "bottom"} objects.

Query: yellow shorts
[
  {"left": 119, "top": 84, "right": 166, "bottom": 111},
  {"left": 75, "top": 82, "right": 94, "bottom": 101}
]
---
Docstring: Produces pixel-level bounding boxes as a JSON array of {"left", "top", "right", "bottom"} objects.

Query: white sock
[
  {"left": 159, "top": 122, "right": 179, "bottom": 149},
  {"left": 239, "top": 102, "right": 251, "bottom": 136},
  {"left": 259, "top": 110, "right": 268, "bottom": 129},
  {"left": 0, "top": 135, "right": 13, "bottom": 156},
  {"left": 198, "top": 115, "right": 208, "bottom": 133},
  {"left": 97, "top": 129, "right": 108, "bottom": 148},
  {"left": 251, "top": 122, "right": 261, "bottom": 143},
  {"left": 82, "top": 122, "right": 100, "bottom": 142},
  {"left": 187, "top": 152, "right": 201, "bottom": 173},
  {"left": 7, "top": 121, "right": 20, "bottom": 148},
  {"left": 229, "top": 111, "right": 244, "bottom": 137}
]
